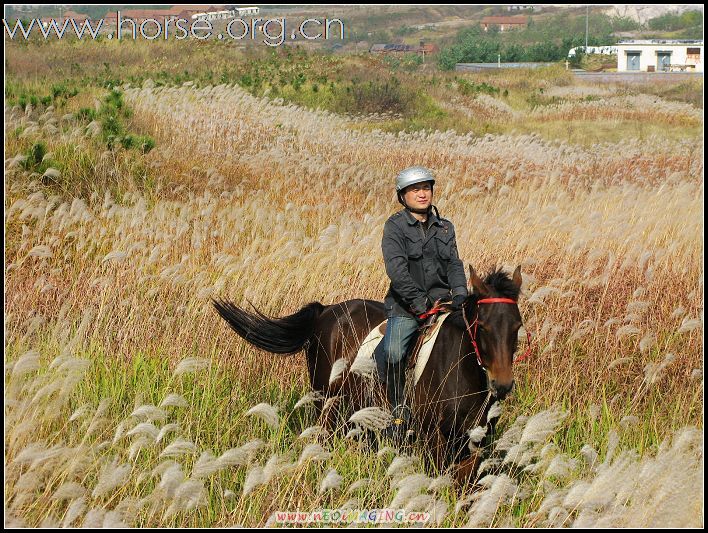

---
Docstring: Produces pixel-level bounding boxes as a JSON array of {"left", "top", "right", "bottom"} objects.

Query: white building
[
  {"left": 191, "top": 7, "right": 262, "bottom": 22},
  {"left": 616, "top": 40, "right": 703, "bottom": 72},
  {"left": 235, "top": 7, "right": 259, "bottom": 17},
  {"left": 192, "top": 10, "right": 232, "bottom": 21}
]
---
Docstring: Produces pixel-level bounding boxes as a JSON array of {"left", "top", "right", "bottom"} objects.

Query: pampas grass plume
[
  {"left": 126, "top": 422, "right": 160, "bottom": 440},
  {"left": 349, "top": 355, "right": 377, "bottom": 378},
  {"left": 293, "top": 391, "right": 324, "bottom": 410},
  {"left": 92, "top": 458, "right": 131, "bottom": 498},
  {"left": 348, "top": 406, "right": 393, "bottom": 431},
  {"left": 246, "top": 403, "right": 279, "bottom": 429},
  {"left": 217, "top": 439, "right": 265, "bottom": 468},
  {"left": 160, "top": 393, "right": 188, "bottom": 408},
  {"left": 242, "top": 465, "right": 264, "bottom": 497},
  {"left": 298, "top": 443, "right": 331, "bottom": 465},
  {"left": 298, "top": 425, "right": 326, "bottom": 440},
  {"left": 346, "top": 478, "right": 371, "bottom": 494},
  {"left": 62, "top": 497, "right": 86, "bottom": 527},
  {"left": 172, "top": 357, "right": 211, "bottom": 377},
  {"left": 487, "top": 401, "right": 502, "bottom": 421},
  {"left": 328, "top": 358, "right": 348, "bottom": 385},
  {"left": 51, "top": 482, "right": 86, "bottom": 501},
  {"left": 160, "top": 438, "right": 197, "bottom": 458},
  {"left": 11, "top": 350, "right": 40, "bottom": 378},
  {"left": 386, "top": 455, "right": 418, "bottom": 478},
  {"left": 156, "top": 423, "right": 181, "bottom": 443},
  {"left": 319, "top": 468, "right": 343, "bottom": 493},
  {"left": 468, "top": 425, "right": 487, "bottom": 444},
  {"left": 130, "top": 404, "right": 167, "bottom": 422}
]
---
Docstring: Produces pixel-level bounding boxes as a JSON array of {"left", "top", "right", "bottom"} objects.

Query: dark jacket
[{"left": 382, "top": 208, "right": 468, "bottom": 318}]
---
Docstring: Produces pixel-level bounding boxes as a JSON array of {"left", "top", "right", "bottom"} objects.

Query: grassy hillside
[{"left": 4, "top": 26, "right": 704, "bottom": 528}]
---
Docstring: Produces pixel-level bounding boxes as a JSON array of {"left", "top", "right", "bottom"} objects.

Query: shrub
[
  {"left": 22, "top": 141, "right": 47, "bottom": 171},
  {"left": 77, "top": 107, "right": 97, "bottom": 121},
  {"left": 458, "top": 79, "right": 500, "bottom": 97},
  {"left": 337, "top": 78, "right": 417, "bottom": 115}
]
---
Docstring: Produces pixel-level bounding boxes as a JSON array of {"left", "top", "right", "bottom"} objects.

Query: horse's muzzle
[{"left": 490, "top": 379, "right": 514, "bottom": 400}]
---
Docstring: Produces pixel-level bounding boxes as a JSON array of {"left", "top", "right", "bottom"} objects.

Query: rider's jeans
[{"left": 380, "top": 315, "right": 419, "bottom": 364}]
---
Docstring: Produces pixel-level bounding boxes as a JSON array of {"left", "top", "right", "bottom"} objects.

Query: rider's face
[{"left": 403, "top": 181, "right": 433, "bottom": 210}]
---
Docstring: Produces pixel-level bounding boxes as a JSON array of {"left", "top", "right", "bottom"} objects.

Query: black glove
[{"left": 449, "top": 294, "right": 466, "bottom": 311}]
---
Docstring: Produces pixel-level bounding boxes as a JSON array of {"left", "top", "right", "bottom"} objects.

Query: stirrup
[
  {"left": 392, "top": 405, "right": 412, "bottom": 425},
  {"left": 385, "top": 407, "right": 415, "bottom": 446}
]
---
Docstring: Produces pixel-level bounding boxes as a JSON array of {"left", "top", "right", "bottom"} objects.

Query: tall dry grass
[{"left": 5, "top": 75, "right": 703, "bottom": 526}]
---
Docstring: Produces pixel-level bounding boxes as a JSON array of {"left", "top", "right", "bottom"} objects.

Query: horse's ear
[
  {"left": 468, "top": 265, "right": 490, "bottom": 297},
  {"left": 512, "top": 265, "right": 522, "bottom": 291}
]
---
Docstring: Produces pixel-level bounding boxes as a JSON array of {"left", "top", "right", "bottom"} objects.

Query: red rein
[
  {"left": 464, "top": 297, "right": 533, "bottom": 368},
  {"left": 418, "top": 298, "right": 533, "bottom": 367}
]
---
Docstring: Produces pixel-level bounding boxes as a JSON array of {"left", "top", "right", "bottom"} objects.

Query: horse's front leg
[
  {"left": 453, "top": 447, "right": 485, "bottom": 489},
  {"left": 415, "top": 423, "right": 449, "bottom": 475}
]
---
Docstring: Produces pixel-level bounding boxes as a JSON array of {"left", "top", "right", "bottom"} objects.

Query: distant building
[
  {"left": 507, "top": 5, "right": 534, "bottom": 11},
  {"left": 480, "top": 15, "right": 528, "bottom": 31},
  {"left": 190, "top": 6, "right": 259, "bottom": 20},
  {"left": 234, "top": 7, "right": 259, "bottom": 17},
  {"left": 104, "top": 8, "right": 188, "bottom": 26},
  {"left": 192, "top": 10, "right": 232, "bottom": 21},
  {"left": 173, "top": 5, "right": 225, "bottom": 18},
  {"left": 615, "top": 40, "right": 703, "bottom": 72},
  {"left": 40, "top": 10, "right": 89, "bottom": 29}
]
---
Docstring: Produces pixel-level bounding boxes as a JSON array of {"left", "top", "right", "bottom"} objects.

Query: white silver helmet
[{"left": 395, "top": 166, "right": 435, "bottom": 192}]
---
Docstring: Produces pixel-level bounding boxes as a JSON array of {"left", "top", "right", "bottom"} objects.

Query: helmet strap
[{"left": 406, "top": 205, "right": 431, "bottom": 215}]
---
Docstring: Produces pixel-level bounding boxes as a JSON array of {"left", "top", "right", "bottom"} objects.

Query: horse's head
[{"left": 465, "top": 265, "right": 523, "bottom": 400}]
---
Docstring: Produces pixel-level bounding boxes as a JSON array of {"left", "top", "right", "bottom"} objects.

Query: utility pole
[{"left": 585, "top": 5, "right": 589, "bottom": 51}]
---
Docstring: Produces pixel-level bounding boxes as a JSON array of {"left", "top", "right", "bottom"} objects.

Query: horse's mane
[
  {"left": 477, "top": 266, "right": 521, "bottom": 301},
  {"left": 447, "top": 266, "right": 520, "bottom": 329}
]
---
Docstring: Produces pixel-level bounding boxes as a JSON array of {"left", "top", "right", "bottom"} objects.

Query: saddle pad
[{"left": 353, "top": 313, "right": 451, "bottom": 386}]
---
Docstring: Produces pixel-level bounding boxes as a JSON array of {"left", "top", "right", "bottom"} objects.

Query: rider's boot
[
  {"left": 384, "top": 360, "right": 414, "bottom": 446},
  {"left": 373, "top": 339, "right": 387, "bottom": 385}
]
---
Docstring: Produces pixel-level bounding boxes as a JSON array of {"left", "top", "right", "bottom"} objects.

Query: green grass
[
  {"left": 6, "top": 335, "right": 483, "bottom": 526},
  {"left": 14, "top": 327, "right": 627, "bottom": 527}
]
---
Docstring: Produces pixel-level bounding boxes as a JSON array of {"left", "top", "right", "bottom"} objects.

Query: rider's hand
[
  {"left": 411, "top": 296, "right": 431, "bottom": 318},
  {"left": 414, "top": 300, "right": 433, "bottom": 323},
  {"left": 449, "top": 295, "right": 466, "bottom": 311}
]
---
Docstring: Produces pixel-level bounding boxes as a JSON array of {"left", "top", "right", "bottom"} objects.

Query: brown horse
[{"left": 213, "top": 265, "right": 525, "bottom": 484}]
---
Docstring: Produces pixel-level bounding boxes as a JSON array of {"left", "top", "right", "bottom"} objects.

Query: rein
[{"left": 462, "top": 297, "right": 533, "bottom": 369}]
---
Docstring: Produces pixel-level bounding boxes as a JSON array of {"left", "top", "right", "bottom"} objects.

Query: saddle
[
  {"left": 354, "top": 302, "right": 452, "bottom": 387},
  {"left": 406, "top": 302, "right": 451, "bottom": 374}
]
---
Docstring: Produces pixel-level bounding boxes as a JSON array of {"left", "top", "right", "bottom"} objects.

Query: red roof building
[
  {"left": 104, "top": 7, "right": 218, "bottom": 25},
  {"left": 480, "top": 16, "right": 528, "bottom": 32},
  {"left": 39, "top": 10, "right": 90, "bottom": 29}
]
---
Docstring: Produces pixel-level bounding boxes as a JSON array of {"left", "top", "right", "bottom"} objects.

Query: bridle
[{"left": 462, "top": 297, "right": 533, "bottom": 369}]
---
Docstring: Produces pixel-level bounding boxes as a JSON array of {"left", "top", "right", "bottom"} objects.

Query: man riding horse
[
  {"left": 213, "top": 165, "right": 527, "bottom": 484},
  {"left": 373, "top": 166, "right": 468, "bottom": 443}
]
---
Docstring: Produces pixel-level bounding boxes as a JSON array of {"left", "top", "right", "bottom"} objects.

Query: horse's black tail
[{"left": 212, "top": 298, "right": 325, "bottom": 354}]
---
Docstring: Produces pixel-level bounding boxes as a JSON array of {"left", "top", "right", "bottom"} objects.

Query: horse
[{"left": 212, "top": 265, "right": 525, "bottom": 485}]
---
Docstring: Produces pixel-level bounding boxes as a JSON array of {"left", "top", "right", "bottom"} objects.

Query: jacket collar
[{"left": 402, "top": 208, "right": 442, "bottom": 227}]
